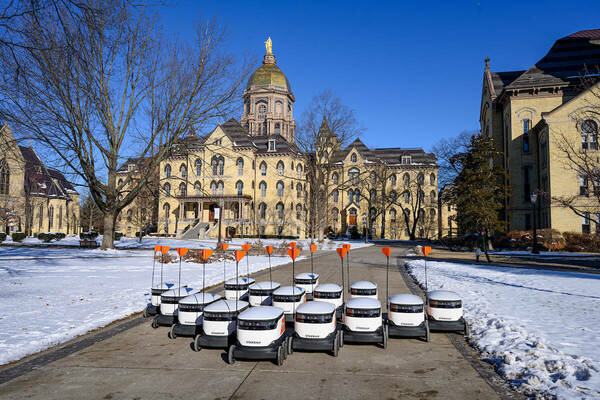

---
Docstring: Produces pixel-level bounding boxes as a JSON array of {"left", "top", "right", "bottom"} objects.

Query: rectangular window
[
  {"left": 522, "top": 133, "right": 530, "bottom": 153},
  {"left": 580, "top": 177, "right": 589, "bottom": 196},
  {"left": 401, "top": 156, "right": 411, "bottom": 165},
  {"left": 583, "top": 212, "right": 591, "bottom": 234}
]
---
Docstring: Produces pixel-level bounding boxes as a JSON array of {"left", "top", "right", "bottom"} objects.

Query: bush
[
  {"left": 0, "top": 232, "right": 6, "bottom": 242},
  {"left": 12, "top": 232, "right": 26, "bottom": 242},
  {"left": 114, "top": 231, "right": 123, "bottom": 241},
  {"left": 80, "top": 231, "right": 98, "bottom": 240},
  {"left": 348, "top": 226, "right": 360, "bottom": 240},
  {"left": 492, "top": 229, "right": 563, "bottom": 252},
  {"left": 55, "top": 232, "right": 66, "bottom": 241},
  {"left": 38, "top": 232, "right": 56, "bottom": 242},
  {"left": 563, "top": 232, "right": 600, "bottom": 252}
]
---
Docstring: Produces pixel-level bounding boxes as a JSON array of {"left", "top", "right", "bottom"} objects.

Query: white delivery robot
[
  {"left": 313, "top": 283, "right": 344, "bottom": 320},
  {"left": 386, "top": 294, "right": 429, "bottom": 342},
  {"left": 193, "top": 299, "right": 249, "bottom": 351},
  {"left": 272, "top": 286, "right": 306, "bottom": 323},
  {"left": 227, "top": 306, "right": 288, "bottom": 365},
  {"left": 426, "top": 290, "right": 468, "bottom": 335},
  {"left": 342, "top": 297, "right": 387, "bottom": 349},
  {"left": 168, "top": 292, "right": 222, "bottom": 339},
  {"left": 350, "top": 281, "right": 378, "bottom": 300},
  {"left": 152, "top": 287, "right": 197, "bottom": 328},
  {"left": 145, "top": 282, "right": 179, "bottom": 317},
  {"left": 290, "top": 301, "right": 340, "bottom": 357},
  {"left": 293, "top": 272, "right": 319, "bottom": 300},
  {"left": 248, "top": 281, "right": 281, "bottom": 306},
  {"left": 224, "top": 277, "right": 255, "bottom": 301}
]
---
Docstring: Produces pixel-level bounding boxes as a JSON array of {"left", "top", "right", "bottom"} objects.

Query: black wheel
[
  {"left": 425, "top": 320, "right": 430, "bottom": 343},
  {"left": 333, "top": 334, "right": 340, "bottom": 357},
  {"left": 227, "top": 345, "right": 236, "bottom": 365},
  {"left": 382, "top": 325, "right": 388, "bottom": 349},
  {"left": 283, "top": 341, "right": 288, "bottom": 360},
  {"left": 151, "top": 318, "right": 159, "bottom": 329},
  {"left": 464, "top": 321, "right": 470, "bottom": 337},
  {"left": 287, "top": 336, "right": 293, "bottom": 354},
  {"left": 168, "top": 325, "right": 177, "bottom": 339},
  {"left": 276, "top": 345, "right": 284, "bottom": 366},
  {"left": 193, "top": 335, "right": 202, "bottom": 352},
  {"left": 339, "top": 330, "right": 344, "bottom": 347}
]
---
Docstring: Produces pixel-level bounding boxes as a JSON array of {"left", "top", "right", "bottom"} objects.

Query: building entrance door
[
  {"left": 209, "top": 204, "right": 216, "bottom": 222},
  {"left": 348, "top": 208, "right": 357, "bottom": 226}
]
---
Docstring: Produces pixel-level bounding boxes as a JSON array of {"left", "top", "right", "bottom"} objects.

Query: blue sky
[{"left": 162, "top": 1, "right": 599, "bottom": 152}]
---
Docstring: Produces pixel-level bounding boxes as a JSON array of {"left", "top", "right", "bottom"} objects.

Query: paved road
[{"left": 0, "top": 243, "right": 500, "bottom": 400}]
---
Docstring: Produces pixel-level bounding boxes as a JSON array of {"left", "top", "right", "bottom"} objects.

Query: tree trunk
[{"left": 101, "top": 211, "right": 116, "bottom": 249}]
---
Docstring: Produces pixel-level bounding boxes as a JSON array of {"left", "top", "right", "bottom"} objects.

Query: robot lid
[
  {"left": 428, "top": 290, "right": 461, "bottom": 301},
  {"left": 161, "top": 287, "right": 198, "bottom": 299},
  {"left": 180, "top": 292, "right": 221, "bottom": 305},
  {"left": 346, "top": 297, "right": 381, "bottom": 310},
  {"left": 204, "top": 299, "right": 249, "bottom": 313},
  {"left": 389, "top": 294, "right": 423, "bottom": 306},
  {"left": 238, "top": 306, "right": 284, "bottom": 321},
  {"left": 350, "top": 281, "right": 377, "bottom": 290},
  {"left": 249, "top": 281, "right": 281, "bottom": 291},
  {"left": 225, "top": 277, "right": 256, "bottom": 286},
  {"left": 273, "top": 286, "right": 305, "bottom": 296},
  {"left": 294, "top": 273, "right": 319, "bottom": 280},
  {"left": 314, "top": 283, "right": 342, "bottom": 293},
  {"left": 151, "top": 282, "right": 174, "bottom": 290},
  {"left": 296, "top": 301, "right": 335, "bottom": 315}
]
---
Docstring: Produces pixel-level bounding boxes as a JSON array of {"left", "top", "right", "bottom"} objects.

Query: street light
[{"left": 530, "top": 192, "right": 539, "bottom": 254}]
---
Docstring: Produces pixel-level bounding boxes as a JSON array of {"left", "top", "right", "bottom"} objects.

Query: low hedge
[
  {"left": 0, "top": 232, "right": 6, "bottom": 243},
  {"left": 80, "top": 231, "right": 99, "bottom": 240},
  {"left": 114, "top": 231, "right": 123, "bottom": 241},
  {"left": 12, "top": 232, "right": 26, "bottom": 242}
]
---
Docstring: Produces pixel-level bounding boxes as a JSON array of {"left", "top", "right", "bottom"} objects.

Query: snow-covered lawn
[{"left": 406, "top": 259, "right": 600, "bottom": 399}]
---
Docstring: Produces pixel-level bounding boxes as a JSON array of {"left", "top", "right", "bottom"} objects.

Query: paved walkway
[{"left": 0, "top": 244, "right": 502, "bottom": 400}]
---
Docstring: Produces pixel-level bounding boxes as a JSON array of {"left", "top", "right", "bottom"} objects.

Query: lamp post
[
  {"left": 362, "top": 216, "right": 367, "bottom": 243},
  {"left": 531, "top": 192, "right": 539, "bottom": 254}
]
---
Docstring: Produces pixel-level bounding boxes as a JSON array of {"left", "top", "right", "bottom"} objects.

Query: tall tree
[
  {"left": 431, "top": 130, "right": 474, "bottom": 188},
  {"left": 0, "top": 1, "right": 248, "bottom": 248},
  {"left": 450, "top": 134, "right": 509, "bottom": 261}
]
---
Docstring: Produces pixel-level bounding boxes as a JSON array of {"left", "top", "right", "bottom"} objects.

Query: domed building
[{"left": 241, "top": 37, "right": 296, "bottom": 142}]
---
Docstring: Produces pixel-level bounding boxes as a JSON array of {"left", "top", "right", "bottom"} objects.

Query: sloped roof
[
  {"left": 330, "top": 139, "right": 436, "bottom": 166},
  {"left": 254, "top": 134, "right": 301, "bottom": 155},
  {"left": 18, "top": 146, "right": 74, "bottom": 199},
  {"left": 47, "top": 169, "right": 78, "bottom": 194},
  {"left": 220, "top": 119, "right": 255, "bottom": 147}
]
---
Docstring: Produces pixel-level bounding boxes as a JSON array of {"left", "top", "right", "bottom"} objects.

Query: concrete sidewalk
[{"left": 0, "top": 244, "right": 502, "bottom": 400}]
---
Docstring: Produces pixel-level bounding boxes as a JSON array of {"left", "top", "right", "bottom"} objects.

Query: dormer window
[
  {"left": 401, "top": 156, "right": 411, "bottom": 165},
  {"left": 351, "top": 153, "right": 357, "bottom": 163},
  {"left": 128, "top": 164, "right": 135, "bottom": 172},
  {"left": 214, "top": 139, "right": 222, "bottom": 146},
  {"left": 269, "top": 140, "right": 276, "bottom": 151}
]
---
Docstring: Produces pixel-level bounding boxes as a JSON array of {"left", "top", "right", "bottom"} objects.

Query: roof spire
[
  {"left": 485, "top": 57, "right": 490, "bottom": 71},
  {"left": 263, "top": 37, "right": 276, "bottom": 65}
]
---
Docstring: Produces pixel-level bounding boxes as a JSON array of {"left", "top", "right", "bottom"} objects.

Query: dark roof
[
  {"left": 330, "top": 139, "right": 436, "bottom": 166},
  {"left": 220, "top": 119, "right": 255, "bottom": 147},
  {"left": 490, "top": 70, "right": 525, "bottom": 93},
  {"left": 47, "top": 169, "right": 78, "bottom": 193},
  {"left": 17, "top": 146, "right": 76, "bottom": 199},
  {"left": 500, "top": 29, "right": 600, "bottom": 91},
  {"left": 254, "top": 134, "right": 301, "bottom": 155}
]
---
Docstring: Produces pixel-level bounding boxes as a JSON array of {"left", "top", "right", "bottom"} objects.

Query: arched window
[
  {"left": 296, "top": 183, "right": 302, "bottom": 198},
  {"left": 48, "top": 206, "right": 54, "bottom": 228},
  {"left": 333, "top": 189, "right": 339, "bottom": 203},
  {"left": 418, "top": 190, "right": 425, "bottom": 203},
  {"left": 180, "top": 163, "right": 187, "bottom": 178},
  {"left": 390, "top": 190, "right": 398, "bottom": 202},
  {"left": 323, "top": 150, "right": 329, "bottom": 161},
  {"left": 349, "top": 168, "right": 360, "bottom": 185},
  {"left": 276, "top": 202, "right": 284, "bottom": 219},
  {"left": 354, "top": 189, "right": 360, "bottom": 203},
  {"left": 259, "top": 202, "right": 267, "bottom": 219},
  {"left": 257, "top": 103, "right": 267, "bottom": 118},
  {"left": 237, "top": 158, "right": 244, "bottom": 176},
  {"left": 522, "top": 119, "right": 531, "bottom": 152},
  {"left": 332, "top": 207, "right": 339, "bottom": 224},
  {"left": 0, "top": 159, "right": 9, "bottom": 195},
  {"left": 390, "top": 208, "right": 397, "bottom": 223},
  {"left": 218, "top": 181, "right": 224, "bottom": 195},
  {"left": 260, "top": 161, "right": 267, "bottom": 176},
  {"left": 296, "top": 204, "right": 302, "bottom": 220},
  {"left": 403, "top": 173, "right": 410, "bottom": 187},
  {"left": 274, "top": 123, "right": 281, "bottom": 135},
  {"left": 236, "top": 180, "right": 243, "bottom": 196},
  {"left": 276, "top": 181, "right": 284, "bottom": 197},
  {"left": 164, "top": 183, "right": 171, "bottom": 197},
  {"left": 259, "top": 181, "right": 267, "bottom": 197},
  {"left": 194, "top": 181, "right": 201, "bottom": 195},
  {"left": 348, "top": 190, "right": 354, "bottom": 202},
  {"left": 179, "top": 182, "right": 187, "bottom": 196},
  {"left": 211, "top": 155, "right": 224, "bottom": 175},
  {"left": 582, "top": 119, "right": 598, "bottom": 150},
  {"left": 403, "top": 190, "right": 410, "bottom": 204},
  {"left": 417, "top": 173, "right": 424, "bottom": 185},
  {"left": 195, "top": 159, "right": 202, "bottom": 176},
  {"left": 332, "top": 172, "right": 339, "bottom": 185},
  {"left": 277, "top": 160, "right": 284, "bottom": 175},
  {"left": 351, "top": 153, "right": 357, "bottom": 163},
  {"left": 430, "top": 208, "right": 436, "bottom": 223},
  {"left": 296, "top": 164, "right": 302, "bottom": 178},
  {"left": 38, "top": 205, "right": 43, "bottom": 229},
  {"left": 370, "top": 189, "right": 376, "bottom": 200},
  {"left": 418, "top": 208, "right": 425, "bottom": 221},
  {"left": 275, "top": 100, "right": 283, "bottom": 114},
  {"left": 430, "top": 173, "right": 436, "bottom": 186},
  {"left": 210, "top": 181, "right": 217, "bottom": 195},
  {"left": 118, "top": 178, "right": 123, "bottom": 187},
  {"left": 58, "top": 206, "right": 63, "bottom": 228},
  {"left": 126, "top": 209, "right": 132, "bottom": 222},
  {"left": 163, "top": 203, "right": 170, "bottom": 220},
  {"left": 390, "top": 174, "right": 397, "bottom": 186},
  {"left": 164, "top": 164, "right": 171, "bottom": 178},
  {"left": 430, "top": 190, "right": 436, "bottom": 202}
]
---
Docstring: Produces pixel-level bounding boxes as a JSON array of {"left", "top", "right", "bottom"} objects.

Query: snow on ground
[
  {"left": 0, "top": 239, "right": 368, "bottom": 366},
  {"left": 490, "top": 250, "right": 600, "bottom": 260},
  {"left": 406, "top": 259, "right": 600, "bottom": 399}
]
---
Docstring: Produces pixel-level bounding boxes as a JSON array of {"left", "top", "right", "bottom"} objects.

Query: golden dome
[{"left": 246, "top": 63, "right": 292, "bottom": 92}]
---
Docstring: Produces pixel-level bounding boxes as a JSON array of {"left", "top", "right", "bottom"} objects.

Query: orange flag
[
  {"left": 287, "top": 248, "right": 301, "bottom": 261},
  {"left": 235, "top": 250, "right": 246, "bottom": 262},
  {"left": 177, "top": 247, "right": 188, "bottom": 258},
  {"left": 265, "top": 245, "right": 274, "bottom": 255},
  {"left": 342, "top": 243, "right": 351, "bottom": 251},
  {"left": 161, "top": 246, "right": 170, "bottom": 255},
  {"left": 154, "top": 245, "right": 162, "bottom": 253},
  {"left": 241, "top": 244, "right": 251, "bottom": 252},
  {"left": 289, "top": 242, "right": 297, "bottom": 248},
  {"left": 310, "top": 244, "right": 318, "bottom": 254},
  {"left": 422, "top": 246, "right": 432, "bottom": 257},
  {"left": 382, "top": 247, "right": 391, "bottom": 257},
  {"left": 220, "top": 243, "right": 229, "bottom": 251},
  {"left": 336, "top": 247, "right": 348, "bottom": 259},
  {"left": 201, "top": 249, "right": 213, "bottom": 260}
]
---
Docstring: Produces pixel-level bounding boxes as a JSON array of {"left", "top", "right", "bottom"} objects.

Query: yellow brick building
[
  {"left": 0, "top": 124, "right": 80, "bottom": 236},
  {"left": 481, "top": 29, "right": 600, "bottom": 233}
]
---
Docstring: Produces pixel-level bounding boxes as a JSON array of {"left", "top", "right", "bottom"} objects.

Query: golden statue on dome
[{"left": 265, "top": 37, "right": 273, "bottom": 55}]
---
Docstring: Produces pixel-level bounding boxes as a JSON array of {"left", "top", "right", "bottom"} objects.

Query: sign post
[
  {"left": 336, "top": 247, "right": 348, "bottom": 302},
  {"left": 220, "top": 243, "right": 229, "bottom": 284},
  {"left": 152, "top": 245, "right": 161, "bottom": 289},
  {"left": 234, "top": 250, "right": 246, "bottom": 311},
  {"left": 287, "top": 247, "right": 301, "bottom": 315},
  {"left": 310, "top": 244, "right": 318, "bottom": 294},
  {"left": 382, "top": 247, "right": 392, "bottom": 311},
  {"left": 422, "top": 246, "right": 432, "bottom": 294},
  {"left": 241, "top": 244, "right": 252, "bottom": 281},
  {"left": 160, "top": 246, "right": 170, "bottom": 290},
  {"left": 343, "top": 244, "right": 351, "bottom": 291},
  {"left": 176, "top": 247, "right": 189, "bottom": 297},
  {"left": 200, "top": 249, "right": 213, "bottom": 302},
  {"left": 266, "top": 245, "right": 274, "bottom": 289}
]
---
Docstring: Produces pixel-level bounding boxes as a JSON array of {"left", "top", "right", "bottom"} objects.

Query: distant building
[
  {"left": 481, "top": 29, "right": 600, "bottom": 233},
  {"left": 0, "top": 124, "right": 80, "bottom": 235}
]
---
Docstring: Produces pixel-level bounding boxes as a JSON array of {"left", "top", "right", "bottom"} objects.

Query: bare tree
[
  {"left": 296, "top": 90, "right": 363, "bottom": 241},
  {"left": 431, "top": 130, "right": 474, "bottom": 188},
  {"left": 390, "top": 172, "right": 432, "bottom": 240},
  {"left": 0, "top": 1, "right": 249, "bottom": 248}
]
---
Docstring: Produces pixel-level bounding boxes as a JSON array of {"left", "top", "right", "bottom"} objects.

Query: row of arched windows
[
  {"left": 329, "top": 170, "right": 436, "bottom": 187},
  {"left": 164, "top": 158, "right": 304, "bottom": 179}
]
